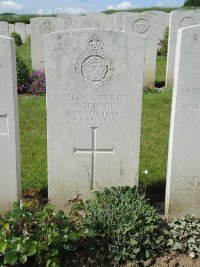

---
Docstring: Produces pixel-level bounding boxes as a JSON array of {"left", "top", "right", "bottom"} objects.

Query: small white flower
[{"left": 143, "top": 170, "right": 148, "bottom": 175}]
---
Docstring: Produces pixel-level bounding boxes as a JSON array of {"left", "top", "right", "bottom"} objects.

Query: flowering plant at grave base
[{"left": 28, "top": 68, "right": 46, "bottom": 95}]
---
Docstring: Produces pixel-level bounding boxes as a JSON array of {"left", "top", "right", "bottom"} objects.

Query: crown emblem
[{"left": 87, "top": 35, "right": 104, "bottom": 52}]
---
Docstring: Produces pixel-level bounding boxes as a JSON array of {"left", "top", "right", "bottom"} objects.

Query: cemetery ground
[{"left": 2, "top": 40, "right": 200, "bottom": 267}]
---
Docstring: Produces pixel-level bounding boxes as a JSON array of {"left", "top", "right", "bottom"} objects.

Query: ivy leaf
[
  {"left": 4, "top": 251, "right": 18, "bottom": 265},
  {"left": 19, "top": 254, "right": 28, "bottom": 264},
  {"left": 0, "top": 241, "right": 7, "bottom": 253}
]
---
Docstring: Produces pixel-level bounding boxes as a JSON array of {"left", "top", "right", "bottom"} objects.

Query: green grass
[
  {"left": 19, "top": 96, "right": 47, "bottom": 190},
  {"left": 140, "top": 90, "right": 172, "bottom": 188},
  {"left": 156, "top": 56, "right": 167, "bottom": 86},
  {"left": 16, "top": 40, "right": 32, "bottom": 73},
  {"left": 16, "top": 40, "right": 172, "bottom": 191}
]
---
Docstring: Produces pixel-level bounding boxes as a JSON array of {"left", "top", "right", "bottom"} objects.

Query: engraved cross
[{"left": 74, "top": 127, "right": 114, "bottom": 190}]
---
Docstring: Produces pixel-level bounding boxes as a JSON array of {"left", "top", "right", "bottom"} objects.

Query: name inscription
[
  {"left": 180, "top": 176, "right": 200, "bottom": 198},
  {"left": 62, "top": 93, "right": 128, "bottom": 123}
]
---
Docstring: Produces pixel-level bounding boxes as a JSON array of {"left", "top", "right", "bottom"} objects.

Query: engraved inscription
[
  {"left": 179, "top": 17, "right": 195, "bottom": 28},
  {"left": 75, "top": 35, "right": 114, "bottom": 89},
  {"left": 180, "top": 176, "right": 200, "bottom": 199},
  {"left": 62, "top": 93, "right": 127, "bottom": 123},
  {"left": 74, "top": 127, "right": 114, "bottom": 190},
  {"left": 40, "top": 20, "right": 55, "bottom": 35},
  {"left": 133, "top": 19, "right": 149, "bottom": 34},
  {"left": 0, "top": 115, "right": 9, "bottom": 136},
  {"left": 181, "top": 104, "right": 200, "bottom": 110}
]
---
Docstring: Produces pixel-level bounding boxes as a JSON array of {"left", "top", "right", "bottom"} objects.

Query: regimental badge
[
  {"left": 40, "top": 20, "right": 55, "bottom": 35},
  {"left": 75, "top": 35, "right": 114, "bottom": 89}
]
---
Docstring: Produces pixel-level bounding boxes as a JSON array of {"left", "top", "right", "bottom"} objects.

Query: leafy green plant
[
  {"left": 11, "top": 32, "right": 22, "bottom": 46},
  {"left": 81, "top": 186, "right": 168, "bottom": 264},
  {"left": 168, "top": 216, "right": 200, "bottom": 256},
  {"left": 16, "top": 55, "right": 30, "bottom": 93},
  {"left": 157, "top": 28, "right": 169, "bottom": 57},
  {"left": 0, "top": 201, "right": 89, "bottom": 266}
]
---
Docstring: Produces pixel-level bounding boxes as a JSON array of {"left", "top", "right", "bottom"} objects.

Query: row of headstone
[
  {"left": 0, "top": 21, "right": 30, "bottom": 43},
  {"left": 31, "top": 11, "right": 170, "bottom": 86},
  {"left": 44, "top": 24, "right": 200, "bottom": 218},
  {"left": 2, "top": 15, "right": 200, "bottom": 220}
]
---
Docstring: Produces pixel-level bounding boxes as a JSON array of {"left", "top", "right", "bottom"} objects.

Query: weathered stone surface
[
  {"left": 0, "top": 36, "right": 21, "bottom": 214},
  {"left": 15, "top": 22, "right": 27, "bottom": 43},
  {"left": 9, "top": 24, "right": 15, "bottom": 36},
  {"left": 30, "top": 17, "right": 65, "bottom": 70},
  {"left": 0, "top": 22, "right": 9, "bottom": 36},
  {"left": 45, "top": 29, "right": 145, "bottom": 210},
  {"left": 114, "top": 12, "right": 134, "bottom": 31},
  {"left": 77, "top": 14, "right": 114, "bottom": 30},
  {"left": 166, "top": 10, "right": 200, "bottom": 87},
  {"left": 165, "top": 25, "right": 200, "bottom": 218},
  {"left": 144, "top": 10, "right": 168, "bottom": 45},
  {"left": 57, "top": 13, "right": 80, "bottom": 29},
  {"left": 26, "top": 24, "right": 30, "bottom": 37},
  {"left": 124, "top": 13, "right": 158, "bottom": 87}
]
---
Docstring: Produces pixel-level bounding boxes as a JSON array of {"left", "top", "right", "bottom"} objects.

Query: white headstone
[
  {"left": 15, "top": 22, "right": 27, "bottom": 43},
  {"left": 165, "top": 25, "right": 200, "bottom": 218},
  {"left": 77, "top": 14, "right": 114, "bottom": 30},
  {"left": 144, "top": 11, "right": 168, "bottom": 46},
  {"left": 114, "top": 12, "right": 134, "bottom": 31},
  {"left": 26, "top": 24, "right": 30, "bottom": 37},
  {"left": 0, "top": 36, "right": 21, "bottom": 214},
  {"left": 30, "top": 17, "right": 65, "bottom": 71},
  {"left": 166, "top": 10, "right": 200, "bottom": 87},
  {"left": 57, "top": 14, "right": 80, "bottom": 29},
  {"left": 9, "top": 24, "right": 15, "bottom": 35},
  {"left": 45, "top": 29, "right": 145, "bottom": 210},
  {"left": 124, "top": 14, "right": 158, "bottom": 87},
  {"left": 0, "top": 22, "right": 9, "bottom": 36}
]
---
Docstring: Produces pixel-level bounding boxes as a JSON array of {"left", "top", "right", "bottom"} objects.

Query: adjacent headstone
[
  {"left": 26, "top": 24, "right": 30, "bottom": 37},
  {"left": 9, "top": 24, "right": 15, "bottom": 36},
  {"left": 0, "top": 35, "right": 21, "bottom": 214},
  {"left": 77, "top": 14, "right": 114, "bottom": 30},
  {"left": 144, "top": 11, "right": 168, "bottom": 46},
  {"left": 30, "top": 17, "right": 65, "bottom": 71},
  {"left": 57, "top": 14, "right": 80, "bottom": 29},
  {"left": 15, "top": 22, "right": 27, "bottom": 43},
  {"left": 114, "top": 12, "right": 133, "bottom": 31},
  {"left": 45, "top": 29, "right": 145, "bottom": 210},
  {"left": 0, "top": 22, "right": 9, "bottom": 36},
  {"left": 124, "top": 14, "right": 158, "bottom": 87},
  {"left": 165, "top": 25, "right": 200, "bottom": 218},
  {"left": 166, "top": 10, "right": 200, "bottom": 87}
]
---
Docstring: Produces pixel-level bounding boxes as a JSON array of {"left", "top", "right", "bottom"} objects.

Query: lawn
[{"left": 16, "top": 41, "right": 172, "bottom": 191}]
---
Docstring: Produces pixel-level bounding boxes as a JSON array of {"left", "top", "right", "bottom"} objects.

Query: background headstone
[
  {"left": 165, "top": 25, "right": 200, "bottom": 218},
  {"left": 124, "top": 14, "right": 158, "bottom": 87},
  {"left": 114, "top": 12, "right": 133, "bottom": 31},
  {"left": 26, "top": 24, "right": 30, "bottom": 37},
  {"left": 9, "top": 24, "right": 15, "bottom": 36},
  {"left": 57, "top": 13, "right": 80, "bottom": 29},
  {"left": 166, "top": 10, "right": 200, "bottom": 87},
  {"left": 0, "top": 36, "right": 21, "bottom": 214},
  {"left": 144, "top": 10, "right": 168, "bottom": 47},
  {"left": 15, "top": 22, "right": 27, "bottom": 43},
  {"left": 0, "top": 22, "right": 9, "bottom": 36},
  {"left": 45, "top": 29, "right": 145, "bottom": 210},
  {"left": 30, "top": 17, "right": 65, "bottom": 71},
  {"left": 77, "top": 14, "right": 114, "bottom": 30}
]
